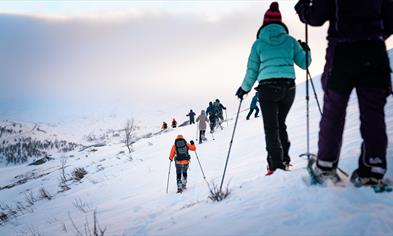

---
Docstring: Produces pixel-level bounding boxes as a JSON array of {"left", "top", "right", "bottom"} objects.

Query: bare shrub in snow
[
  {"left": 124, "top": 119, "right": 136, "bottom": 157},
  {"left": 208, "top": 182, "right": 231, "bottom": 202},
  {"left": 0, "top": 212, "right": 8, "bottom": 225},
  {"left": 68, "top": 210, "right": 107, "bottom": 236},
  {"left": 38, "top": 188, "right": 52, "bottom": 200},
  {"left": 73, "top": 198, "right": 92, "bottom": 213},
  {"left": 59, "top": 157, "right": 70, "bottom": 192},
  {"left": 72, "top": 167, "right": 88, "bottom": 181},
  {"left": 24, "top": 190, "right": 36, "bottom": 206}
]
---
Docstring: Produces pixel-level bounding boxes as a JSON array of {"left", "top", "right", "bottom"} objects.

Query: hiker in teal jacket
[
  {"left": 246, "top": 92, "right": 260, "bottom": 120},
  {"left": 236, "top": 2, "right": 311, "bottom": 175}
]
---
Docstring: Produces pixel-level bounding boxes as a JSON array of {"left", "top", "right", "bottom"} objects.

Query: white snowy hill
[{"left": 0, "top": 50, "right": 392, "bottom": 236}]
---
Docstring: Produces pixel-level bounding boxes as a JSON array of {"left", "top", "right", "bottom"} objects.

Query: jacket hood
[{"left": 258, "top": 23, "right": 288, "bottom": 45}]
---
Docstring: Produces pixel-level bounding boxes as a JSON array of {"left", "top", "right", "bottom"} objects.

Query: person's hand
[
  {"left": 295, "top": 0, "right": 311, "bottom": 22},
  {"left": 169, "top": 157, "right": 172, "bottom": 161},
  {"left": 236, "top": 87, "right": 248, "bottom": 100},
  {"left": 190, "top": 140, "right": 195, "bottom": 145},
  {"left": 298, "top": 40, "right": 310, "bottom": 51}
]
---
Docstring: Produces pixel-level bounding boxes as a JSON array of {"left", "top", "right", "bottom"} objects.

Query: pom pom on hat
[{"left": 263, "top": 2, "right": 282, "bottom": 24}]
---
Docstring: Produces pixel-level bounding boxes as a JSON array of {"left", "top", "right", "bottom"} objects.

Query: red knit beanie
[{"left": 263, "top": 2, "right": 282, "bottom": 24}]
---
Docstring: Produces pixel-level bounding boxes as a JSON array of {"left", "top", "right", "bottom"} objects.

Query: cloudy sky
[{"left": 0, "top": 1, "right": 392, "bottom": 123}]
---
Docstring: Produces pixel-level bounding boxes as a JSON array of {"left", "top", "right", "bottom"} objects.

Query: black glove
[
  {"left": 190, "top": 140, "right": 195, "bottom": 145},
  {"left": 236, "top": 87, "right": 248, "bottom": 100},
  {"left": 295, "top": 0, "right": 311, "bottom": 23},
  {"left": 298, "top": 40, "right": 310, "bottom": 51}
]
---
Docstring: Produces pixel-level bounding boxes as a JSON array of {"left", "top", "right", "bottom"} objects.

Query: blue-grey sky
[{"left": 0, "top": 1, "right": 392, "bottom": 123}]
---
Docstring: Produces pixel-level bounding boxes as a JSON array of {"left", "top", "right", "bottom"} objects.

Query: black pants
[
  {"left": 176, "top": 163, "right": 189, "bottom": 184},
  {"left": 257, "top": 79, "right": 295, "bottom": 171},
  {"left": 209, "top": 116, "right": 216, "bottom": 133},
  {"left": 190, "top": 119, "right": 195, "bottom": 124},
  {"left": 246, "top": 107, "right": 260, "bottom": 119}
]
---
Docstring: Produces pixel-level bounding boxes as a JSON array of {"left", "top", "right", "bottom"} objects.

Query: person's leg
[
  {"left": 246, "top": 109, "right": 254, "bottom": 120},
  {"left": 258, "top": 85, "right": 285, "bottom": 171},
  {"left": 202, "top": 130, "right": 207, "bottom": 140},
  {"left": 278, "top": 86, "right": 296, "bottom": 164},
  {"left": 182, "top": 164, "right": 189, "bottom": 188},
  {"left": 317, "top": 89, "right": 351, "bottom": 170},
  {"left": 175, "top": 164, "right": 182, "bottom": 190},
  {"left": 255, "top": 106, "right": 260, "bottom": 118},
  {"left": 199, "top": 130, "right": 203, "bottom": 144},
  {"left": 356, "top": 88, "right": 388, "bottom": 179}
]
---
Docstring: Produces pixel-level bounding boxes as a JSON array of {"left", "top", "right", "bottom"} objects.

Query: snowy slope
[{"left": 0, "top": 51, "right": 393, "bottom": 236}]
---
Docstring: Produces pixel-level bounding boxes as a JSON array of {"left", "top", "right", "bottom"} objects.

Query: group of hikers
[
  {"left": 168, "top": 0, "right": 393, "bottom": 193},
  {"left": 161, "top": 118, "right": 178, "bottom": 130}
]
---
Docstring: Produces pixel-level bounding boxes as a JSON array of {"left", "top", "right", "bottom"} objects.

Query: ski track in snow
[{"left": 0, "top": 54, "right": 393, "bottom": 236}]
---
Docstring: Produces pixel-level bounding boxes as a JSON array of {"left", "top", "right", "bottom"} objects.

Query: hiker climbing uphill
[
  {"left": 171, "top": 118, "right": 177, "bottom": 128},
  {"left": 186, "top": 109, "right": 196, "bottom": 125},
  {"left": 246, "top": 92, "right": 260, "bottom": 120},
  {"left": 169, "top": 135, "right": 196, "bottom": 193},
  {"left": 295, "top": 0, "right": 393, "bottom": 191},
  {"left": 196, "top": 110, "right": 209, "bottom": 144},
  {"left": 213, "top": 99, "right": 227, "bottom": 125},
  {"left": 236, "top": 1, "right": 311, "bottom": 176},
  {"left": 206, "top": 102, "right": 217, "bottom": 133}
]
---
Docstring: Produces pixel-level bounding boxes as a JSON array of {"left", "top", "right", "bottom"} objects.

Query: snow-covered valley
[{"left": 0, "top": 50, "right": 393, "bottom": 236}]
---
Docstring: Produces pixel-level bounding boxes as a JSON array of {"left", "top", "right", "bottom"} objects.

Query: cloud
[{"left": 0, "top": 4, "right": 339, "bottom": 122}]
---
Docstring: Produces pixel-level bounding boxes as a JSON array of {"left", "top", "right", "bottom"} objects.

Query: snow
[{"left": 0, "top": 51, "right": 393, "bottom": 236}]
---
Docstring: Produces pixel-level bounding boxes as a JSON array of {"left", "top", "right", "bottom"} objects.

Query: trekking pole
[
  {"left": 301, "top": 26, "right": 349, "bottom": 178},
  {"left": 225, "top": 110, "right": 229, "bottom": 127},
  {"left": 219, "top": 99, "right": 243, "bottom": 193},
  {"left": 196, "top": 125, "right": 199, "bottom": 141},
  {"left": 166, "top": 161, "right": 172, "bottom": 194},
  {"left": 299, "top": 23, "right": 313, "bottom": 161},
  {"left": 194, "top": 151, "right": 212, "bottom": 191},
  {"left": 307, "top": 71, "right": 323, "bottom": 115}
]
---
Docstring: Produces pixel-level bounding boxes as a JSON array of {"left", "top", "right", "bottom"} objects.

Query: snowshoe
[
  {"left": 306, "top": 156, "right": 342, "bottom": 185},
  {"left": 284, "top": 162, "right": 293, "bottom": 171},
  {"left": 350, "top": 169, "right": 392, "bottom": 193}
]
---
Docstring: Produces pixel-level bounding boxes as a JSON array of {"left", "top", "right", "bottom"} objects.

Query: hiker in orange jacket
[{"left": 169, "top": 135, "right": 196, "bottom": 193}]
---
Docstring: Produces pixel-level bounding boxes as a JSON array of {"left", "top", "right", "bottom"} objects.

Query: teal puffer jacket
[{"left": 241, "top": 23, "right": 312, "bottom": 92}]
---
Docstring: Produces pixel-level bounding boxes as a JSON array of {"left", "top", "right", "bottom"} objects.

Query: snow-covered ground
[{"left": 0, "top": 51, "right": 393, "bottom": 236}]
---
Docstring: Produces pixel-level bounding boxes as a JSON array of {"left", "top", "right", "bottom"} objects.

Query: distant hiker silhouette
[
  {"left": 246, "top": 92, "right": 260, "bottom": 120},
  {"left": 171, "top": 118, "right": 177, "bottom": 128},
  {"left": 196, "top": 110, "right": 209, "bottom": 144},
  {"left": 186, "top": 109, "right": 196, "bottom": 125}
]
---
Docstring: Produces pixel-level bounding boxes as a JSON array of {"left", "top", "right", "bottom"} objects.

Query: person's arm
[
  {"left": 220, "top": 104, "right": 226, "bottom": 110},
  {"left": 241, "top": 42, "right": 261, "bottom": 92},
  {"left": 383, "top": 0, "right": 393, "bottom": 39},
  {"left": 295, "top": 0, "right": 332, "bottom": 26},
  {"left": 169, "top": 145, "right": 176, "bottom": 161},
  {"left": 187, "top": 142, "right": 196, "bottom": 151},
  {"left": 293, "top": 39, "right": 312, "bottom": 69}
]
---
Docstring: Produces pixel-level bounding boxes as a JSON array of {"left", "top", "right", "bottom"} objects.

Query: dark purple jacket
[{"left": 295, "top": 0, "right": 393, "bottom": 42}]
